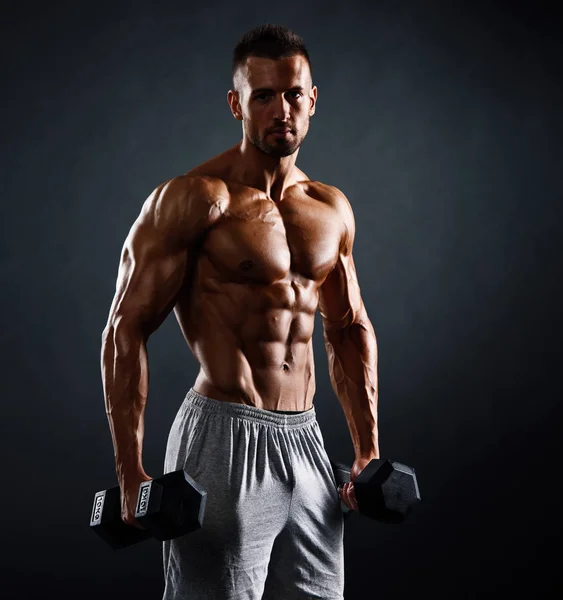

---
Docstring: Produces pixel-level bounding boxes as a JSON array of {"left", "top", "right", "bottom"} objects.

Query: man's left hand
[{"left": 339, "top": 456, "right": 374, "bottom": 512}]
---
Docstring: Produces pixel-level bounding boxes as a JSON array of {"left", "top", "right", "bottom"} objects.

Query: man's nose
[{"left": 272, "top": 94, "right": 291, "bottom": 121}]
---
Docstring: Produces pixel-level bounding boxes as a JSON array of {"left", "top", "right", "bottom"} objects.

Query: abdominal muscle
[
  {"left": 192, "top": 345, "right": 316, "bottom": 412},
  {"left": 176, "top": 278, "right": 318, "bottom": 412}
]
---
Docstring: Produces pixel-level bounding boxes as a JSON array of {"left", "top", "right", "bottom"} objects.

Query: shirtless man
[{"left": 101, "top": 24, "right": 378, "bottom": 600}]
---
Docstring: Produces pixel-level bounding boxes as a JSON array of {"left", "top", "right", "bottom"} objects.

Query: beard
[{"left": 248, "top": 127, "right": 305, "bottom": 158}]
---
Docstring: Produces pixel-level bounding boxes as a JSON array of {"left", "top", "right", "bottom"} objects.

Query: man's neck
[{"left": 230, "top": 139, "right": 300, "bottom": 202}]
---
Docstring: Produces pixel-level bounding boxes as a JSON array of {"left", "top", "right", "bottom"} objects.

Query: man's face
[{"left": 231, "top": 55, "right": 317, "bottom": 158}]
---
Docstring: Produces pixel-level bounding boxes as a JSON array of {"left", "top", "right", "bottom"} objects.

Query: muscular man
[{"left": 101, "top": 24, "right": 378, "bottom": 600}]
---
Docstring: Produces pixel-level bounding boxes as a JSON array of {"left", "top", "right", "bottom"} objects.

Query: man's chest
[{"left": 201, "top": 191, "right": 343, "bottom": 284}]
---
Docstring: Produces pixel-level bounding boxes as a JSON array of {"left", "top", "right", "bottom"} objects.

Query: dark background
[{"left": 2, "top": 0, "right": 562, "bottom": 598}]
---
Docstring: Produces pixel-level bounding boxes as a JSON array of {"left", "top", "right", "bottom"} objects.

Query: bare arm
[
  {"left": 318, "top": 190, "right": 379, "bottom": 461},
  {"left": 100, "top": 175, "right": 222, "bottom": 523}
]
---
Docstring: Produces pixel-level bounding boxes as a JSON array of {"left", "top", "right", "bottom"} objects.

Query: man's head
[{"left": 228, "top": 24, "right": 317, "bottom": 158}]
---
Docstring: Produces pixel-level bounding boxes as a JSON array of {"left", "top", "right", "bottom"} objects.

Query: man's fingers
[
  {"left": 340, "top": 482, "right": 359, "bottom": 511},
  {"left": 349, "top": 485, "right": 359, "bottom": 511},
  {"left": 346, "top": 483, "right": 359, "bottom": 511}
]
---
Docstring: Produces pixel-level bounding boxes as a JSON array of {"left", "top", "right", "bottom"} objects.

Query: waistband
[{"left": 184, "top": 387, "right": 317, "bottom": 430}]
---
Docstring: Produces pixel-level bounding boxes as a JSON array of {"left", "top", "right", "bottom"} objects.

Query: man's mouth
[{"left": 271, "top": 129, "right": 292, "bottom": 137}]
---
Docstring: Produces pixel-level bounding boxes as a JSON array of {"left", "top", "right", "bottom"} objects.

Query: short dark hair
[{"left": 232, "top": 24, "right": 312, "bottom": 90}]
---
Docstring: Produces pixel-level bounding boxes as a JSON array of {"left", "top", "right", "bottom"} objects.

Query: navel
[{"left": 239, "top": 260, "right": 254, "bottom": 271}]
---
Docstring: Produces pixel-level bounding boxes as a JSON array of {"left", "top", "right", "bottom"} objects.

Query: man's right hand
[{"left": 119, "top": 471, "right": 153, "bottom": 529}]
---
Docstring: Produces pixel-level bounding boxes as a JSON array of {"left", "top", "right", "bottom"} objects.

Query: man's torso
[{"left": 171, "top": 147, "right": 346, "bottom": 411}]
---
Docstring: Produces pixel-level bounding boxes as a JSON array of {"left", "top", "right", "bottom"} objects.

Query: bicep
[
  {"left": 318, "top": 252, "right": 364, "bottom": 330},
  {"left": 105, "top": 176, "right": 217, "bottom": 337},
  {"left": 107, "top": 219, "right": 189, "bottom": 336},
  {"left": 318, "top": 187, "right": 364, "bottom": 330}
]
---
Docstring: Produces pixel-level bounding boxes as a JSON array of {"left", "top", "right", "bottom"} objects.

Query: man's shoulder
[
  {"left": 301, "top": 180, "right": 353, "bottom": 214},
  {"left": 149, "top": 173, "right": 230, "bottom": 213},
  {"left": 301, "top": 180, "right": 355, "bottom": 251},
  {"left": 139, "top": 174, "right": 228, "bottom": 242},
  {"left": 163, "top": 173, "right": 229, "bottom": 202}
]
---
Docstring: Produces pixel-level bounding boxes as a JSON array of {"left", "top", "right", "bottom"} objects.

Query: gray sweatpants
[{"left": 162, "top": 388, "right": 345, "bottom": 600}]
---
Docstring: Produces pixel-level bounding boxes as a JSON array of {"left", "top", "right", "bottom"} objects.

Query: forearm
[
  {"left": 101, "top": 323, "right": 149, "bottom": 480},
  {"left": 323, "top": 312, "right": 379, "bottom": 460}
]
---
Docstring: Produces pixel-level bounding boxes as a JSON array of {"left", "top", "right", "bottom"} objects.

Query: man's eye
[
  {"left": 256, "top": 94, "right": 269, "bottom": 101},
  {"left": 289, "top": 91, "right": 302, "bottom": 99}
]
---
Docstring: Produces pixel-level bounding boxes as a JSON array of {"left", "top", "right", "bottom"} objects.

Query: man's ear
[
  {"left": 227, "top": 90, "right": 243, "bottom": 121},
  {"left": 310, "top": 85, "right": 318, "bottom": 117}
]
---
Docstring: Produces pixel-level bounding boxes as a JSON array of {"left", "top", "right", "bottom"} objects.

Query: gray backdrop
[{"left": 2, "top": 0, "right": 562, "bottom": 598}]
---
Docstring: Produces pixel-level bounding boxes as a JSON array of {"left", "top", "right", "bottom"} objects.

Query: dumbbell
[
  {"left": 330, "top": 458, "right": 421, "bottom": 523},
  {"left": 90, "top": 470, "right": 207, "bottom": 550}
]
